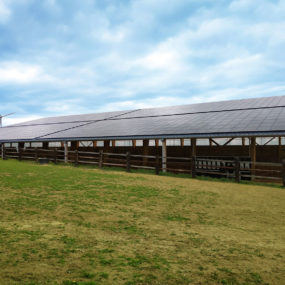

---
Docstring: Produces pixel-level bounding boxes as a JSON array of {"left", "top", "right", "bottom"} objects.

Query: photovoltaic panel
[
  {"left": 12, "top": 110, "right": 135, "bottom": 126},
  {"left": 1, "top": 95, "right": 285, "bottom": 142},
  {"left": 0, "top": 122, "right": 85, "bottom": 141},
  {"left": 39, "top": 107, "right": 285, "bottom": 140}
]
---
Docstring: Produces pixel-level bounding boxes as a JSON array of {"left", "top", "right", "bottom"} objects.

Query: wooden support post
[
  {"left": 43, "top": 142, "right": 49, "bottom": 149},
  {"left": 192, "top": 156, "right": 196, "bottom": 178},
  {"left": 282, "top": 160, "right": 285, "bottom": 187},
  {"left": 155, "top": 155, "right": 160, "bottom": 175},
  {"left": 143, "top": 139, "right": 149, "bottom": 166},
  {"left": 234, "top": 157, "right": 240, "bottom": 183},
  {"left": 278, "top": 137, "right": 283, "bottom": 162},
  {"left": 71, "top": 141, "right": 79, "bottom": 150},
  {"left": 54, "top": 148, "right": 57, "bottom": 164},
  {"left": 155, "top": 139, "right": 159, "bottom": 148},
  {"left": 132, "top": 140, "right": 136, "bottom": 148},
  {"left": 162, "top": 139, "right": 167, "bottom": 173},
  {"left": 126, "top": 152, "right": 131, "bottom": 172},
  {"left": 35, "top": 148, "right": 38, "bottom": 162},
  {"left": 242, "top": 137, "right": 245, "bottom": 146},
  {"left": 74, "top": 150, "right": 78, "bottom": 166},
  {"left": 111, "top": 140, "right": 116, "bottom": 147},
  {"left": 104, "top": 140, "right": 110, "bottom": 148},
  {"left": 250, "top": 137, "right": 256, "bottom": 180},
  {"left": 93, "top": 141, "right": 97, "bottom": 148},
  {"left": 18, "top": 147, "right": 22, "bottom": 161},
  {"left": 180, "top": 139, "right": 184, "bottom": 147},
  {"left": 209, "top": 138, "right": 213, "bottom": 146},
  {"left": 99, "top": 150, "right": 103, "bottom": 168},
  {"left": 191, "top": 138, "right": 196, "bottom": 157},
  {"left": 64, "top": 141, "right": 68, "bottom": 163},
  {"left": 191, "top": 138, "right": 197, "bottom": 178},
  {"left": 1, "top": 144, "right": 5, "bottom": 160}
]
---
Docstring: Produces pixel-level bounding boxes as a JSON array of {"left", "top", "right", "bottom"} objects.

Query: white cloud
[
  {"left": 0, "top": 0, "right": 11, "bottom": 23},
  {"left": 2, "top": 115, "right": 42, "bottom": 126},
  {"left": 0, "top": 61, "right": 54, "bottom": 84}
]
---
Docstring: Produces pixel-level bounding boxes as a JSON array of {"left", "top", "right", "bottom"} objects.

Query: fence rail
[{"left": 1, "top": 147, "right": 284, "bottom": 186}]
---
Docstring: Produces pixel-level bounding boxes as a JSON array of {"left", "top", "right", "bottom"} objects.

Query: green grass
[{"left": 0, "top": 159, "right": 285, "bottom": 284}]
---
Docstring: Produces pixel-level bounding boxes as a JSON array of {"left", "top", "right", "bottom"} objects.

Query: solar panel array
[{"left": 1, "top": 95, "right": 285, "bottom": 142}]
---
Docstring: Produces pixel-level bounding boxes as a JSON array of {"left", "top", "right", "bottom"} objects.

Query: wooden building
[{"left": 1, "top": 95, "right": 285, "bottom": 170}]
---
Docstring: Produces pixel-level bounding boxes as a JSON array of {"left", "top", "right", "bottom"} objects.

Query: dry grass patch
[{"left": 0, "top": 160, "right": 284, "bottom": 284}]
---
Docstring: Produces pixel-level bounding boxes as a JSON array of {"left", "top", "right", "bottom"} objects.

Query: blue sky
[{"left": 0, "top": 0, "right": 285, "bottom": 125}]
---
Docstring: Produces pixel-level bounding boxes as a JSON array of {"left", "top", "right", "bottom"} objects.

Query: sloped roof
[{"left": 1, "top": 95, "right": 285, "bottom": 142}]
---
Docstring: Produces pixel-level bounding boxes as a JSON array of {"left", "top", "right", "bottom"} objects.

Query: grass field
[{"left": 0, "top": 160, "right": 284, "bottom": 285}]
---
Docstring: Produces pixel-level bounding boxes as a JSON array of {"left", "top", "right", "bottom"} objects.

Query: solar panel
[{"left": 1, "top": 95, "right": 285, "bottom": 142}]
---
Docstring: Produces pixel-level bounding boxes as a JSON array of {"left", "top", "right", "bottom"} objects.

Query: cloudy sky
[{"left": 0, "top": 0, "right": 285, "bottom": 125}]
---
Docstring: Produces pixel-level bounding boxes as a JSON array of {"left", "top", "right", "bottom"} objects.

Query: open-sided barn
[{"left": 1, "top": 95, "right": 285, "bottom": 182}]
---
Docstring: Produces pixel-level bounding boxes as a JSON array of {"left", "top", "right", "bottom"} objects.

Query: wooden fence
[{"left": 1, "top": 147, "right": 284, "bottom": 186}]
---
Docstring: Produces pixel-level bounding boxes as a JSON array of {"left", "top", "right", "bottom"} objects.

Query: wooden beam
[
  {"left": 191, "top": 138, "right": 196, "bottom": 157},
  {"left": 279, "top": 136, "right": 282, "bottom": 146},
  {"left": 162, "top": 139, "right": 167, "bottom": 173},
  {"left": 155, "top": 139, "right": 159, "bottom": 148},
  {"left": 43, "top": 142, "right": 49, "bottom": 149},
  {"left": 209, "top": 138, "right": 213, "bottom": 146},
  {"left": 242, "top": 137, "right": 245, "bottom": 146},
  {"left": 223, "top": 138, "right": 234, "bottom": 146},
  {"left": 93, "top": 141, "right": 97, "bottom": 148},
  {"left": 250, "top": 137, "right": 256, "bottom": 180},
  {"left": 111, "top": 140, "right": 116, "bottom": 147},
  {"left": 180, "top": 139, "right": 184, "bottom": 147},
  {"left": 143, "top": 139, "right": 149, "bottom": 166},
  {"left": 210, "top": 138, "right": 219, "bottom": 146},
  {"left": 264, "top": 137, "right": 275, "bottom": 146},
  {"left": 104, "top": 140, "right": 110, "bottom": 148},
  {"left": 132, "top": 140, "right": 136, "bottom": 147},
  {"left": 71, "top": 141, "right": 79, "bottom": 150}
]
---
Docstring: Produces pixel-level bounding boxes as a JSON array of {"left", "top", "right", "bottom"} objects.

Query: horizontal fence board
[{"left": 1, "top": 147, "right": 284, "bottom": 185}]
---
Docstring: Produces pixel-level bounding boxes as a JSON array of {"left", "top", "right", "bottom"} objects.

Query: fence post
[
  {"left": 64, "top": 141, "right": 68, "bottom": 163},
  {"left": 35, "top": 148, "right": 38, "bottom": 162},
  {"left": 126, "top": 152, "right": 131, "bottom": 172},
  {"left": 192, "top": 156, "right": 196, "bottom": 178},
  {"left": 1, "top": 144, "right": 5, "bottom": 160},
  {"left": 74, "top": 150, "right": 78, "bottom": 166},
  {"left": 99, "top": 150, "right": 103, "bottom": 168},
  {"left": 155, "top": 155, "right": 160, "bottom": 175},
  {"left": 18, "top": 148, "right": 22, "bottom": 161},
  {"left": 282, "top": 160, "right": 285, "bottom": 187},
  {"left": 54, "top": 148, "right": 57, "bottom": 164},
  {"left": 234, "top": 157, "right": 240, "bottom": 183}
]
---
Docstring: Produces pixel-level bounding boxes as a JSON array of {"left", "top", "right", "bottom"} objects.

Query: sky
[{"left": 0, "top": 0, "right": 285, "bottom": 126}]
